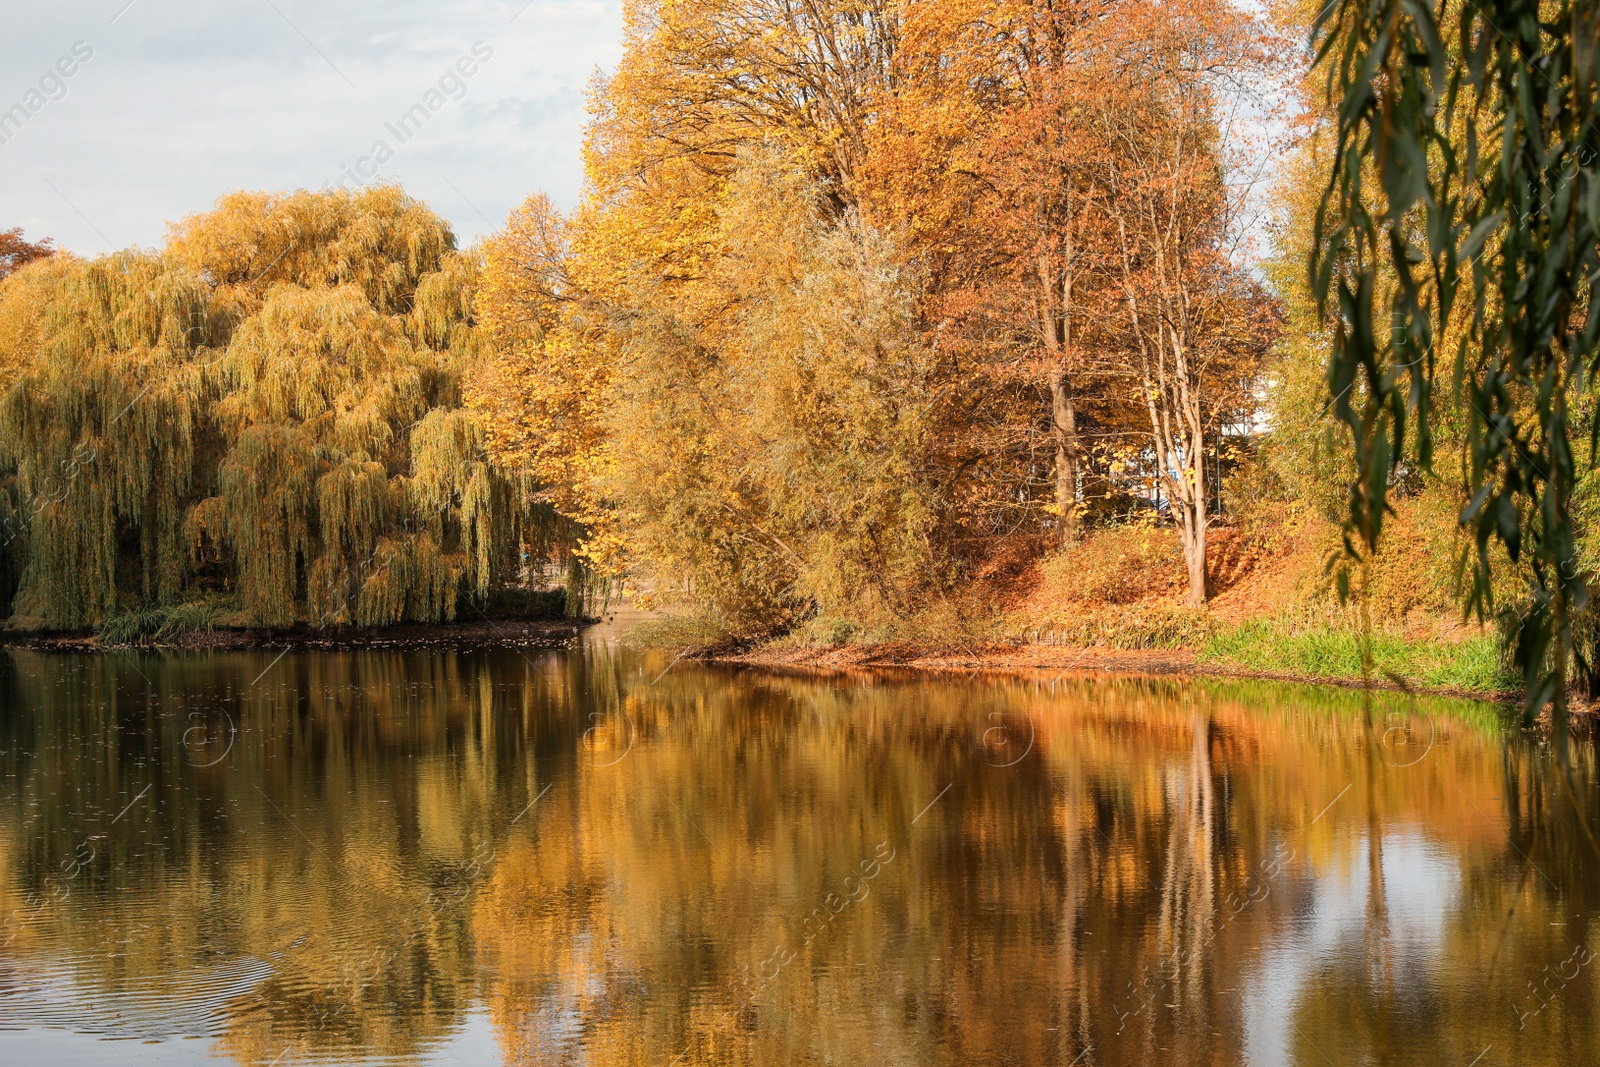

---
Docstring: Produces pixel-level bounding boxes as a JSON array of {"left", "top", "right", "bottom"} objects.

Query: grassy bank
[
  {"left": 1198, "top": 619, "right": 1511, "bottom": 695},
  {"left": 652, "top": 509, "right": 1521, "bottom": 700},
  {"left": 693, "top": 621, "right": 1513, "bottom": 699}
]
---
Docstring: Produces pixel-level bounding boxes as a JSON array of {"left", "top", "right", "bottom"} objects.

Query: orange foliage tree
[
  {"left": 472, "top": 0, "right": 1288, "bottom": 626},
  {"left": 0, "top": 228, "right": 53, "bottom": 282}
]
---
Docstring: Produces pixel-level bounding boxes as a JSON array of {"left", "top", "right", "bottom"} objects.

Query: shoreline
[
  {"left": 0, "top": 616, "right": 586, "bottom": 653},
  {"left": 707, "top": 640, "right": 1523, "bottom": 705},
  {"left": 0, "top": 618, "right": 1535, "bottom": 708}
]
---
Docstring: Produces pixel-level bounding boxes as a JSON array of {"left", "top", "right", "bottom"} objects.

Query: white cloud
[{"left": 0, "top": 0, "right": 622, "bottom": 255}]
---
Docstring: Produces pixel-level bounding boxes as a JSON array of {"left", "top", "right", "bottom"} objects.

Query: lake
[{"left": 0, "top": 642, "right": 1596, "bottom": 1065}]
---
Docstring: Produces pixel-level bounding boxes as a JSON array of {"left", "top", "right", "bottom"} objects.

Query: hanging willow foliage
[
  {"left": 1312, "top": 0, "right": 1600, "bottom": 740},
  {"left": 0, "top": 187, "right": 570, "bottom": 629}
]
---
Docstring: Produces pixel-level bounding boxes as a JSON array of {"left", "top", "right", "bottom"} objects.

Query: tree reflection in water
[{"left": 0, "top": 647, "right": 1595, "bottom": 1065}]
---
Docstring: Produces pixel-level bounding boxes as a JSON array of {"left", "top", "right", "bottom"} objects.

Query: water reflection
[{"left": 0, "top": 646, "right": 1597, "bottom": 1065}]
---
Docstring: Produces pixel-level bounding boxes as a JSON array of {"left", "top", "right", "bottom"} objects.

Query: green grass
[
  {"left": 95, "top": 601, "right": 221, "bottom": 647},
  {"left": 1199, "top": 618, "right": 1513, "bottom": 694}
]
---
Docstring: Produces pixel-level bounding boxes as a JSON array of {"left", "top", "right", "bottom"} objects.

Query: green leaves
[{"left": 1316, "top": 0, "right": 1600, "bottom": 732}]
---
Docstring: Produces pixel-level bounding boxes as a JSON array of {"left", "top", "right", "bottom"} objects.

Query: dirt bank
[{"left": 711, "top": 640, "right": 1521, "bottom": 704}]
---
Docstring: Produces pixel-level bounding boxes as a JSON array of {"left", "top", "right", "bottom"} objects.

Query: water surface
[{"left": 1, "top": 644, "right": 1596, "bottom": 1065}]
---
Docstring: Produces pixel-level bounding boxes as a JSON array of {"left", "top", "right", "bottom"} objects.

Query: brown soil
[
  {"left": 710, "top": 640, "right": 1519, "bottom": 704},
  {"left": 1205, "top": 524, "right": 1309, "bottom": 622},
  {"left": 722, "top": 640, "right": 1197, "bottom": 675}
]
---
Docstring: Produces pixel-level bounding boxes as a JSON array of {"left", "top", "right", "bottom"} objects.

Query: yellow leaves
[
  {"left": 0, "top": 251, "right": 82, "bottom": 390},
  {"left": 470, "top": 192, "right": 622, "bottom": 561},
  {"left": 471, "top": 0, "right": 1286, "bottom": 618},
  {"left": 165, "top": 186, "right": 454, "bottom": 318},
  {"left": 1, "top": 187, "right": 559, "bottom": 629}
]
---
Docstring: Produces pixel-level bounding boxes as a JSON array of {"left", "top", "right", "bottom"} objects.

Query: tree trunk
[
  {"left": 1182, "top": 508, "right": 1208, "bottom": 609},
  {"left": 1179, "top": 436, "right": 1209, "bottom": 608},
  {"left": 1040, "top": 188, "right": 1083, "bottom": 550},
  {"left": 1050, "top": 364, "right": 1078, "bottom": 547}
]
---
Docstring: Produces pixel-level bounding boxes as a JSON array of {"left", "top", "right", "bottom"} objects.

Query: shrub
[{"left": 95, "top": 601, "right": 220, "bottom": 647}]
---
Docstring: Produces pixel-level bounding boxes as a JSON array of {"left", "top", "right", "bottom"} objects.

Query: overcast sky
[{"left": 1, "top": 0, "right": 622, "bottom": 256}]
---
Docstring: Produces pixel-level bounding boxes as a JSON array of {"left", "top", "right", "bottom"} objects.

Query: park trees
[
  {"left": 472, "top": 0, "right": 1285, "bottom": 627},
  {"left": 0, "top": 228, "right": 52, "bottom": 282},
  {"left": 1087, "top": 0, "right": 1281, "bottom": 606},
  {"left": 0, "top": 188, "right": 565, "bottom": 630}
]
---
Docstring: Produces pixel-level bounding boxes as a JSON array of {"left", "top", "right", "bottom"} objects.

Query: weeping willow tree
[
  {"left": 0, "top": 187, "right": 576, "bottom": 630},
  {"left": 1312, "top": 0, "right": 1600, "bottom": 744}
]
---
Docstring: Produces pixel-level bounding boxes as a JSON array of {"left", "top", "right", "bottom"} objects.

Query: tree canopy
[
  {"left": 0, "top": 228, "right": 53, "bottom": 283},
  {"left": 469, "top": 0, "right": 1286, "bottom": 634},
  {"left": 0, "top": 187, "right": 568, "bottom": 631},
  {"left": 1311, "top": 0, "right": 1600, "bottom": 735}
]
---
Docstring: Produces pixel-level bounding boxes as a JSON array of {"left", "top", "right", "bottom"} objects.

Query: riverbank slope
[
  {"left": 690, "top": 507, "right": 1517, "bottom": 703},
  {"left": 711, "top": 640, "right": 1513, "bottom": 703}
]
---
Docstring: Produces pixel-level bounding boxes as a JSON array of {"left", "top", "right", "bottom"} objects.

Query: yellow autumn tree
[
  {"left": 0, "top": 187, "right": 569, "bottom": 631},
  {"left": 473, "top": 0, "right": 1285, "bottom": 632}
]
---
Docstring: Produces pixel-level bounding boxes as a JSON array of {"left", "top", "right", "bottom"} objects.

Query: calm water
[{"left": 1, "top": 642, "right": 1597, "bottom": 1066}]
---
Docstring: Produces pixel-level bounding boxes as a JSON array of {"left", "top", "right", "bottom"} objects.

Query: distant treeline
[{"left": 0, "top": 188, "right": 577, "bottom": 632}]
